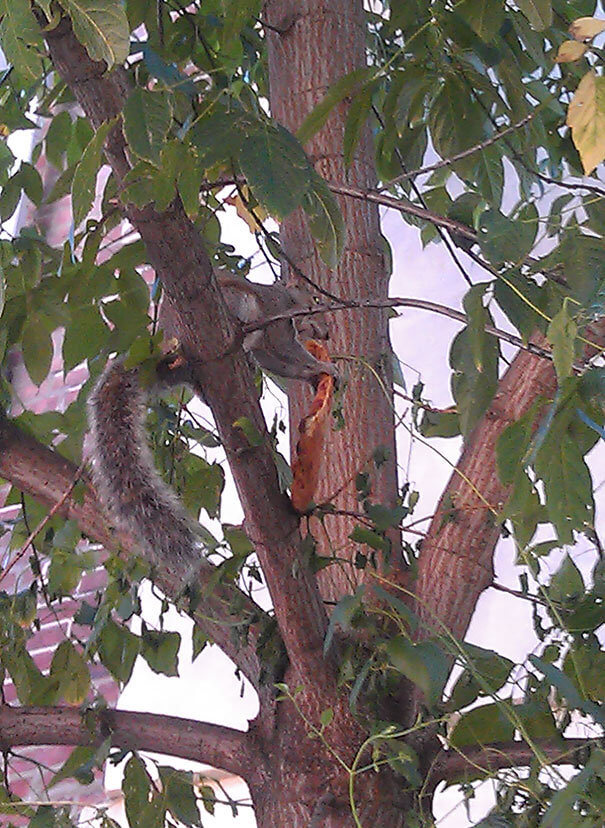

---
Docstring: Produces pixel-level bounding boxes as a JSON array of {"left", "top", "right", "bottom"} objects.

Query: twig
[
  {"left": 371, "top": 102, "right": 474, "bottom": 287},
  {"left": 0, "top": 463, "right": 85, "bottom": 584},
  {"left": 326, "top": 181, "right": 478, "bottom": 241},
  {"left": 378, "top": 113, "right": 535, "bottom": 189},
  {"left": 242, "top": 296, "right": 555, "bottom": 361},
  {"left": 489, "top": 580, "right": 547, "bottom": 606}
]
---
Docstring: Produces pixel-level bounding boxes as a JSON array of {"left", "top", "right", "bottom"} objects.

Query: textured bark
[
  {"left": 428, "top": 738, "right": 595, "bottom": 788},
  {"left": 265, "top": 0, "right": 403, "bottom": 604},
  {"left": 416, "top": 323, "right": 604, "bottom": 646},
  {"left": 0, "top": 707, "right": 264, "bottom": 783},
  {"left": 415, "top": 343, "right": 557, "bottom": 642}
]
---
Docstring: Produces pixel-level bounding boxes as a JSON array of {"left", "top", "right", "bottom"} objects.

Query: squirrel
[{"left": 87, "top": 275, "right": 336, "bottom": 573}]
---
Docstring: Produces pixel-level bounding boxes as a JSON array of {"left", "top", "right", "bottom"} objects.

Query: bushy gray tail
[{"left": 87, "top": 359, "right": 201, "bottom": 574}]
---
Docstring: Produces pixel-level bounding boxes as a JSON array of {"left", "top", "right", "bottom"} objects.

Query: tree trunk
[
  {"left": 250, "top": 702, "right": 413, "bottom": 828},
  {"left": 265, "top": 0, "right": 403, "bottom": 602}
]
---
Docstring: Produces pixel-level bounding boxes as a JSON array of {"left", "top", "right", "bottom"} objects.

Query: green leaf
[
  {"left": 497, "top": 410, "right": 535, "bottom": 485},
  {"left": 223, "top": 524, "right": 254, "bottom": 556},
  {"left": 141, "top": 628, "right": 180, "bottom": 677},
  {"left": 50, "top": 744, "right": 97, "bottom": 787},
  {"left": 302, "top": 172, "right": 346, "bottom": 269},
  {"left": 60, "top": 0, "right": 130, "bottom": 68},
  {"left": 98, "top": 618, "right": 140, "bottom": 684},
  {"left": 2, "top": 644, "right": 57, "bottom": 705},
  {"left": 428, "top": 76, "right": 488, "bottom": 162},
  {"left": 364, "top": 503, "right": 406, "bottom": 531},
  {"left": 548, "top": 554, "right": 584, "bottom": 604},
  {"left": 448, "top": 645, "right": 514, "bottom": 711},
  {"left": 320, "top": 707, "right": 334, "bottom": 728},
  {"left": 324, "top": 588, "right": 365, "bottom": 653},
  {"left": 0, "top": 0, "right": 44, "bottom": 84},
  {"left": 529, "top": 655, "right": 605, "bottom": 725},
  {"left": 387, "top": 636, "right": 449, "bottom": 707},
  {"left": 449, "top": 702, "right": 515, "bottom": 748},
  {"left": 29, "top": 805, "right": 57, "bottom": 828},
  {"left": 72, "top": 119, "right": 114, "bottom": 227},
  {"left": 220, "top": 0, "right": 262, "bottom": 44},
  {"left": 343, "top": 82, "right": 376, "bottom": 168},
  {"left": 515, "top": 0, "right": 552, "bottom": 30},
  {"left": 21, "top": 314, "right": 54, "bottom": 386},
  {"left": 474, "top": 145, "right": 504, "bottom": 206},
  {"left": 450, "top": 316, "right": 498, "bottom": 437},
  {"left": 123, "top": 88, "right": 173, "bottom": 166},
  {"left": 350, "top": 525, "right": 390, "bottom": 552},
  {"left": 461, "top": 0, "right": 504, "bottom": 41},
  {"left": 239, "top": 123, "right": 312, "bottom": 219},
  {"left": 159, "top": 767, "right": 201, "bottom": 827},
  {"left": 419, "top": 408, "right": 461, "bottom": 439},
  {"left": 19, "top": 163, "right": 43, "bottom": 206},
  {"left": 123, "top": 755, "right": 153, "bottom": 828},
  {"left": 45, "top": 110, "right": 73, "bottom": 169},
  {"left": 534, "top": 434, "right": 593, "bottom": 544},
  {"left": 297, "top": 67, "right": 375, "bottom": 145},
  {"left": 50, "top": 640, "right": 91, "bottom": 705},
  {"left": 464, "top": 283, "right": 491, "bottom": 373},
  {"left": 479, "top": 207, "right": 537, "bottom": 266},
  {"left": 547, "top": 304, "right": 577, "bottom": 382},
  {"left": 181, "top": 455, "right": 224, "bottom": 520},
  {"left": 563, "top": 643, "right": 605, "bottom": 702},
  {"left": 493, "top": 272, "right": 544, "bottom": 341},
  {"left": 186, "top": 105, "right": 245, "bottom": 171},
  {"left": 63, "top": 305, "right": 109, "bottom": 371},
  {"left": 233, "top": 416, "right": 263, "bottom": 447}
]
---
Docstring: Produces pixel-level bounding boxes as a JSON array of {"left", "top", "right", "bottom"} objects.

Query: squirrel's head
[{"left": 286, "top": 281, "right": 330, "bottom": 341}]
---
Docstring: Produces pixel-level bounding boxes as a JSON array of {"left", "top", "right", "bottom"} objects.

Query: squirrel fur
[{"left": 87, "top": 276, "right": 334, "bottom": 570}]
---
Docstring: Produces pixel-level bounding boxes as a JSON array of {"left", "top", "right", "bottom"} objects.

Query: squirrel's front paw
[{"left": 319, "top": 362, "right": 339, "bottom": 388}]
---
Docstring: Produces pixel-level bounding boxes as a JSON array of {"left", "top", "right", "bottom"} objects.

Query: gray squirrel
[{"left": 87, "top": 275, "right": 336, "bottom": 573}]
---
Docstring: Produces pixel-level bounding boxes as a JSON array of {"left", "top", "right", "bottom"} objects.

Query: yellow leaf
[
  {"left": 224, "top": 190, "right": 269, "bottom": 233},
  {"left": 568, "top": 16, "right": 605, "bottom": 42},
  {"left": 555, "top": 40, "right": 588, "bottom": 62},
  {"left": 566, "top": 71, "right": 605, "bottom": 175}
]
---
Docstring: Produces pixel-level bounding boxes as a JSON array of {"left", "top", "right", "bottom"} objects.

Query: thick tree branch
[
  {"left": 0, "top": 705, "right": 265, "bottom": 785},
  {"left": 0, "top": 412, "right": 264, "bottom": 690},
  {"left": 415, "top": 321, "right": 605, "bottom": 648},
  {"left": 429, "top": 738, "right": 599, "bottom": 788},
  {"left": 39, "top": 15, "right": 332, "bottom": 699}
]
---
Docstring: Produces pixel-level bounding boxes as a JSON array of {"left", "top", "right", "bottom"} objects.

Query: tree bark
[
  {"left": 265, "top": 0, "right": 403, "bottom": 604},
  {"left": 0, "top": 707, "right": 264, "bottom": 784},
  {"left": 416, "top": 321, "right": 605, "bottom": 645}
]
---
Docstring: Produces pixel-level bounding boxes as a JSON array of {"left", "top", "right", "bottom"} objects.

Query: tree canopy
[{"left": 0, "top": 0, "right": 604, "bottom": 826}]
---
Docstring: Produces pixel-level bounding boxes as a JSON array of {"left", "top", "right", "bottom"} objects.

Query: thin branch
[
  {"left": 326, "top": 182, "right": 478, "bottom": 242},
  {"left": 430, "top": 738, "right": 600, "bottom": 787},
  {"left": 0, "top": 705, "right": 265, "bottom": 785},
  {"left": 201, "top": 174, "right": 480, "bottom": 253},
  {"left": 371, "top": 102, "right": 474, "bottom": 288},
  {"left": 489, "top": 581, "right": 547, "bottom": 606},
  {"left": 242, "top": 297, "right": 556, "bottom": 362},
  {"left": 1, "top": 462, "right": 85, "bottom": 585},
  {"left": 379, "top": 114, "right": 535, "bottom": 190}
]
